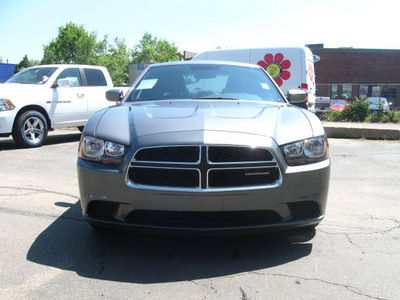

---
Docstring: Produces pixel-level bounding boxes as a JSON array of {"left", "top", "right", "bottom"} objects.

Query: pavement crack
[
  {"left": 0, "top": 206, "right": 84, "bottom": 223},
  {"left": 240, "top": 287, "right": 250, "bottom": 300},
  {"left": 267, "top": 273, "right": 387, "bottom": 300},
  {"left": 98, "top": 249, "right": 106, "bottom": 275},
  {"left": 0, "top": 186, "right": 79, "bottom": 201},
  {"left": 345, "top": 234, "right": 364, "bottom": 249},
  {"left": 201, "top": 279, "right": 214, "bottom": 300}
]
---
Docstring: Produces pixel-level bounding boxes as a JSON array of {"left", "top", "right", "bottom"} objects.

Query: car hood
[
  {"left": 89, "top": 100, "right": 325, "bottom": 147},
  {"left": 0, "top": 83, "right": 48, "bottom": 100}
]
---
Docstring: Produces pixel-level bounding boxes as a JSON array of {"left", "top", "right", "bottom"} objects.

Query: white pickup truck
[{"left": 0, "top": 64, "right": 125, "bottom": 147}]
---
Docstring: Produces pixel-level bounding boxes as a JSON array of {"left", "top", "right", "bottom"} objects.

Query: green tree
[
  {"left": 14, "top": 55, "right": 31, "bottom": 73},
  {"left": 131, "top": 32, "right": 180, "bottom": 63},
  {"left": 95, "top": 37, "right": 131, "bottom": 85},
  {"left": 0, "top": 56, "right": 3, "bottom": 63},
  {"left": 41, "top": 22, "right": 132, "bottom": 84},
  {"left": 29, "top": 59, "right": 41, "bottom": 67},
  {"left": 42, "top": 22, "right": 100, "bottom": 64}
]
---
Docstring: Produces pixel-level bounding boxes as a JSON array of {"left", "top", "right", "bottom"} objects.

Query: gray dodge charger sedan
[{"left": 78, "top": 61, "right": 330, "bottom": 234}]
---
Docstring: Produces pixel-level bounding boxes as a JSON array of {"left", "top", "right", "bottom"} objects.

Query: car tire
[{"left": 12, "top": 110, "right": 48, "bottom": 148}]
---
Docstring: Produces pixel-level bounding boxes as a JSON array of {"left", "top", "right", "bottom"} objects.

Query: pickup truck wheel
[{"left": 13, "top": 110, "right": 48, "bottom": 147}]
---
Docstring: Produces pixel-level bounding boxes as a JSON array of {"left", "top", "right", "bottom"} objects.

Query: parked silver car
[
  {"left": 78, "top": 61, "right": 330, "bottom": 234},
  {"left": 367, "top": 97, "right": 391, "bottom": 111}
]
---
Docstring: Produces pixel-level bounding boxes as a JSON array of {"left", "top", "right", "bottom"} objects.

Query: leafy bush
[
  {"left": 318, "top": 98, "right": 400, "bottom": 123},
  {"left": 325, "top": 110, "right": 347, "bottom": 121},
  {"left": 382, "top": 110, "right": 400, "bottom": 123},
  {"left": 365, "top": 113, "right": 381, "bottom": 123},
  {"left": 344, "top": 97, "right": 369, "bottom": 122}
]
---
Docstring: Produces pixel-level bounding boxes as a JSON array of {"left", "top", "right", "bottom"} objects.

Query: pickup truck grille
[{"left": 127, "top": 146, "right": 280, "bottom": 190}]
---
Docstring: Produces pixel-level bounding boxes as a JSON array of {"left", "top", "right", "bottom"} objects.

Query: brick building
[{"left": 308, "top": 45, "right": 400, "bottom": 107}]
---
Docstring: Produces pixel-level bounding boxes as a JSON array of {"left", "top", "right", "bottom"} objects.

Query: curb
[{"left": 323, "top": 122, "right": 400, "bottom": 140}]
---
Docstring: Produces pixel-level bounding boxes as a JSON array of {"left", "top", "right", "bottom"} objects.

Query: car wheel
[{"left": 13, "top": 110, "right": 48, "bottom": 148}]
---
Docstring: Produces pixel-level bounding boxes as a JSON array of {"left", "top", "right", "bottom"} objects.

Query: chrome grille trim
[{"left": 126, "top": 145, "right": 282, "bottom": 191}]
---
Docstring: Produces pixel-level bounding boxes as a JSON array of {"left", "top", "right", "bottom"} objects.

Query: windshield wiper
[{"left": 194, "top": 97, "right": 239, "bottom": 100}]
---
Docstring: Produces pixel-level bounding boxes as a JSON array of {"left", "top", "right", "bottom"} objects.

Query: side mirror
[
  {"left": 287, "top": 89, "right": 307, "bottom": 103},
  {"left": 57, "top": 78, "right": 72, "bottom": 88},
  {"left": 106, "top": 89, "right": 124, "bottom": 102}
]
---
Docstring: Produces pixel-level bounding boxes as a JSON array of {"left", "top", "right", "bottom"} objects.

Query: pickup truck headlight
[
  {"left": 0, "top": 99, "right": 15, "bottom": 111},
  {"left": 282, "top": 136, "right": 328, "bottom": 166},
  {"left": 79, "top": 136, "right": 126, "bottom": 165}
]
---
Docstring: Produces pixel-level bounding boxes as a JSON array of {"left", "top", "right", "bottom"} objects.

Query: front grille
[
  {"left": 125, "top": 210, "right": 282, "bottom": 228},
  {"left": 129, "top": 167, "right": 199, "bottom": 188},
  {"left": 134, "top": 146, "right": 200, "bottom": 163},
  {"left": 209, "top": 167, "right": 280, "bottom": 188},
  {"left": 128, "top": 146, "right": 280, "bottom": 189},
  {"left": 208, "top": 146, "right": 274, "bottom": 163}
]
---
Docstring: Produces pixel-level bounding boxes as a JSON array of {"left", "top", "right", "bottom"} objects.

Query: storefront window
[
  {"left": 372, "top": 86, "right": 381, "bottom": 97},
  {"left": 331, "top": 84, "right": 339, "bottom": 99},
  {"left": 359, "top": 85, "right": 368, "bottom": 99},
  {"left": 342, "top": 83, "right": 352, "bottom": 100}
]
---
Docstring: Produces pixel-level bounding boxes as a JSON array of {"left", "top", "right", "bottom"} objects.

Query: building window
[
  {"left": 372, "top": 86, "right": 381, "bottom": 97},
  {"left": 382, "top": 86, "right": 397, "bottom": 104},
  {"left": 342, "top": 83, "right": 352, "bottom": 100},
  {"left": 331, "top": 84, "right": 339, "bottom": 99},
  {"left": 359, "top": 85, "right": 368, "bottom": 99}
]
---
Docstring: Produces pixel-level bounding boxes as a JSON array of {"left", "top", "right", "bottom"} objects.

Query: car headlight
[
  {"left": 79, "top": 136, "right": 126, "bottom": 165},
  {"left": 0, "top": 99, "right": 15, "bottom": 111},
  {"left": 281, "top": 136, "right": 329, "bottom": 166}
]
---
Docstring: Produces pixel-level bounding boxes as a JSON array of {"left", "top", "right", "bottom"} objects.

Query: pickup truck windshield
[
  {"left": 126, "top": 64, "right": 285, "bottom": 103},
  {"left": 6, "top": 67, "right": 57, "bottom": 85}
]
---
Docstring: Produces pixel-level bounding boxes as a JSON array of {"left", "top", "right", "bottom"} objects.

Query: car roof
[
  {"left": 25, "top": 64, "right": 107, "bottom": 69},
  {"left": 149, "top": 60, "right": 263, "bottom": 69}
]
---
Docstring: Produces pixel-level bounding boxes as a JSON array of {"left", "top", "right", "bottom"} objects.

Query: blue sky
[{"left": 0, "top": 0, "right": 398, "bottom": 64}]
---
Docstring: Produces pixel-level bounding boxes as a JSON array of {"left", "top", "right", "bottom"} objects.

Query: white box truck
[{"left": 192, "top": 47, "right": 317, "bottom": 111}]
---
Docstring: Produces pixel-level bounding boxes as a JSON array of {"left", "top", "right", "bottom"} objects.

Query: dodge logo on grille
[{"left": 245, "top": 171, "right": 270, "bottom": 176}]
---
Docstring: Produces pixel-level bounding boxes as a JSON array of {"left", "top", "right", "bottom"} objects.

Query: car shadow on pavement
[
  {"left": 27, "top": 201, "right": 313, "bottom": 284},
  {"left": 0, "top": 133, "right": 81, "bottom": 150}
]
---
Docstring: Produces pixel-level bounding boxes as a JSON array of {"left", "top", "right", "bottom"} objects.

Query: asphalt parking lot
[{"left": 0, "top": 129, "right": 399, "bottom": 299}]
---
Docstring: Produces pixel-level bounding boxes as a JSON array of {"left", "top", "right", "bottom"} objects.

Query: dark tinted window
[
  {"left": 126, "top": 64, "right": 284, "bottom": 103},
  {"left": 56, "top": 68, "right": 82, "bottom": 86},
  {"left": 84, "top": 68, "right": 107, "bottom": 86}
]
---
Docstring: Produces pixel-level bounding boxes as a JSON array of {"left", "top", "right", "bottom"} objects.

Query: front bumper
[
  {"left": 78, "top": 154, "right": 330, "bottom": 233},
  {"left": 0, "top": 110, "right": 16, "bottom": 135}
]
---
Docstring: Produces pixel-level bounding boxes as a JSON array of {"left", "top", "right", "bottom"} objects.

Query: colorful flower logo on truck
[{"left": 257, "top": 53, "right": 291, "bottom": 87}]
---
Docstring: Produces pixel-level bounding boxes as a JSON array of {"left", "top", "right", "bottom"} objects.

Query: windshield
[
  {"left": 6, "top": 67, "right": 57, "bottom": 84},
  {"left": 331, "top": 100, "right": 346, "bottom": 106},
  {"left": 368, "top": 98, "right": 388, "bottom": 105},
  {"left": 125, "top": 64, "right": 284, "bottom": 103}
]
